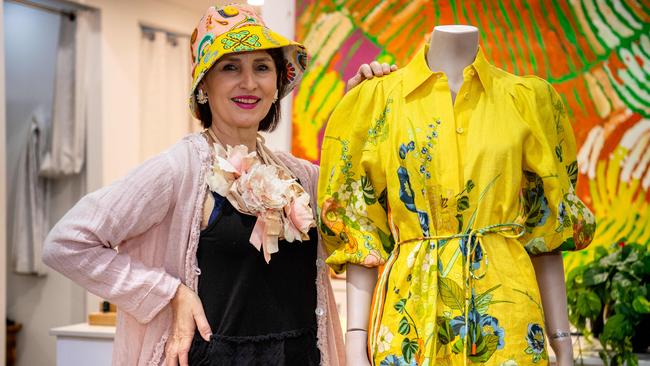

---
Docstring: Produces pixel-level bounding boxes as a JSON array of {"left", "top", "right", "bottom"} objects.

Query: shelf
[{"left": 49, "top": 323, "right": 115, "bottom": 339}]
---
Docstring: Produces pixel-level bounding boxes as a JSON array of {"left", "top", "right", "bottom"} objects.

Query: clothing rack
[{"left": 7, "top": 0, "right": 79, "bottom": 20}]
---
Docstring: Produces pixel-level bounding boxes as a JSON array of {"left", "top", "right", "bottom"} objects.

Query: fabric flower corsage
[{"left": 206, "top": 142, "right": 315, "bottom": 263}]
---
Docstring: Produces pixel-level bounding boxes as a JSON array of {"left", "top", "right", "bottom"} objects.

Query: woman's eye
[
  {"left": 257, "top": 64, "right": 271, "bottom": 71},
  {"left": 222, "top": 64, "right": 237, "bottom": 71}
]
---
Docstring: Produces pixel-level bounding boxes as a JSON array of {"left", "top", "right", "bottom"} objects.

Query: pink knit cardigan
[{"left": 43, "top": 133, "right": 345, "bottom": 366}]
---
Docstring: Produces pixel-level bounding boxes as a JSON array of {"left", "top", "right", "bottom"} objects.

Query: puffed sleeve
[
  {"left": 318, "top": 79, "right": 394, "bottom": 273},
  {"left": 518, "top": 78, "right": 596, "bottom": 255}
]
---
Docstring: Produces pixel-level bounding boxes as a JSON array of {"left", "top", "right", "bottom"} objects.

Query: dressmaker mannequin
[
  {"left": 345, "top": 25, "right": 480, "bottom": 366},
  {"left": 426, "top": 25, "right": 479, "bottom": 103},
  {"left": 345, "top": 25, "right": 574, "bottom": 366}
]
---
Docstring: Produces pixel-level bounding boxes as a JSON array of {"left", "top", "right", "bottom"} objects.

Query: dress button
[
  {"left": 464, "top": 92, "right": 470, "bottom": 100},
  {"left": 469, "top": 69, "right": 476, "bottom": 76},
  {"left": 456, "top": 127, "right": 464, "bottom": 134},
  {"left": 315, "top": 307, "right": 326, "bottom": 316},
  {"left": 316, "top": 258, "right": 325, "bottom": 268}
]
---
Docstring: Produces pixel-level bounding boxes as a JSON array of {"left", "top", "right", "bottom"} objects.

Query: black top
[{"left": 188, "top": 193, "right": 320, "bottom": 366}]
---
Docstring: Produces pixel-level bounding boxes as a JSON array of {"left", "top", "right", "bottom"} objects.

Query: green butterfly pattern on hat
[{"left": 221, "top": 30, "right": 262, "bottom": 52}]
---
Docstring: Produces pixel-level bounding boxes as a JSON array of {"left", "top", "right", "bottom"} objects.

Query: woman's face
[{"left": 202, "top": 50, "right": 278, "bottom": 131}]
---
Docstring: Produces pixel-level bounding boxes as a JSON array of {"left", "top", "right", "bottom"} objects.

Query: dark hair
[{"left": 196, "top": 48, "right": 288, "bottom": 132}]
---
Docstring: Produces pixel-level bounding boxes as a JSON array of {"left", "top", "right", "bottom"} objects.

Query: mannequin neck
[{"left": 426, "top": 25, "right": 479, "bottom": 98}]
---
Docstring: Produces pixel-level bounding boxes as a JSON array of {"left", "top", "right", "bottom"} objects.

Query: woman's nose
[{"left": 239, "top": 69, "right": 256, "bottom": 90}]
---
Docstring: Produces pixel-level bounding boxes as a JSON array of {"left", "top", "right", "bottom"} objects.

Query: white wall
[
  {"left": 0, "top": 1, "right": 6, "bottom": 364},
  {"left": 71, "top": 0, "right": 202, "bottom": 183}
]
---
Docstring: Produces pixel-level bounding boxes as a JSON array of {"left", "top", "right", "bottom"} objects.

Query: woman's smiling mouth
[{"left": 231, "top": 96, "right": 261, "bottom": 109}]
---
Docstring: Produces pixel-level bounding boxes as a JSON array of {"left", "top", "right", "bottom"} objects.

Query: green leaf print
[
  {"left": 455, "top": 213, "right": 464, "bottom": 233},
  {"left": 377, "top": 188, "right": 388, "bottom": 210},
  {"left": 457, "top": 195, "right": 470, "bottom": 212},
  {"left": 474, "top": 284, "right": 502, "bottom": 314},
  {"left": 394, "top": 298, "right": 407, "bottom": 314},
  {"left": 401, "top": 337, "right": 419, "bottom": 363},
  {"left": 452, "top": 338, "right": 464, "bottom": 354},
  {"left": 360, "top": 175, "right": 377, "bottom": 205},
  {"left": 466, "top": 180, "right": 475, "bottom": 193},
  {"left": 464, "top": 174, "right": 501, "bottom": 232},
  {"left": 475, "top": 293, "right": 493, "bottom": 315},
  {"left": 469, "top": 334, "right": 500, "bottom": 363},
  {"left": 555, "top": 145, "right": 563, "bottom": 162},
  {"left": 398, "top": 316, "right": 411, "bottom": 336},
  {"left": 437, "top": 316, "right": 454, "bottom": 345},
  {"left": 439, "top": 277, "right": 465, "bottom": 311},
  {"left": 377, "top": 227, "right": 395, "bottom": 254},
  {"left": 566, "top": 161, "right": 578, "bottom": 187}
]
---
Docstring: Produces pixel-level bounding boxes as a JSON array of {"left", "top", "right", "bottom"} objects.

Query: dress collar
[{"left": 403, "top": 44, "right": 493, "bottom": 97}]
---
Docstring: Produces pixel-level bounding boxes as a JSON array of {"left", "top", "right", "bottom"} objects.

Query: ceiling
[{"left": 156, "top": 0, "right": 248, "bottom": 14}]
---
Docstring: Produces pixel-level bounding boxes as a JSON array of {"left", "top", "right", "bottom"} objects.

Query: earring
[
  {"left": 197, "top": 88, "right": 208, "bottom": 104},
  {"left": 273, "top": 90, "right": 279, "bottom": 103}
]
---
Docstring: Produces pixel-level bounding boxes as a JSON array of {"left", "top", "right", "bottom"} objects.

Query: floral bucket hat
[{"left": 189, "top": 4, "right": 308, "bottom": 119}]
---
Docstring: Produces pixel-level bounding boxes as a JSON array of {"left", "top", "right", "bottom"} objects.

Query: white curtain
[
  {"left": 140, "top": 30, "right": 194, "bottom": 161},
  {"left": 40, "top": 10, "right": 94, "bottom": 177},
  {"left": 12, "top": 110, "right": 50, "bottom": 275},
  {"left": 11, "top": 11, "right": 97, "bottom": 275}
]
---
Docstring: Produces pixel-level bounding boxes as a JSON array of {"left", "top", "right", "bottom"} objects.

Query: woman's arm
[
  {"left": 530, "top": 252, "right": 573, "bottom": 366},
  {"left": 42, "top": 152, "right": 181, "bottom": 324}
]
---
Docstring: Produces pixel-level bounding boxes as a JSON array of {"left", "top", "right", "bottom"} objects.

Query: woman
[{"left": 43, "top": 4, "right": 394, "bottom": 366}]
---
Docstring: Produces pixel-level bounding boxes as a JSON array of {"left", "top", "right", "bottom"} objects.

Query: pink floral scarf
[{"left": 203, "top": 130, "right": 315, "bottom": 262}]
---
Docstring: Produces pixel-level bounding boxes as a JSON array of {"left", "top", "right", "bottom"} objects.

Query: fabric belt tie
[{"left": 396, "top": 222, "right": 525, "bottom": 365}]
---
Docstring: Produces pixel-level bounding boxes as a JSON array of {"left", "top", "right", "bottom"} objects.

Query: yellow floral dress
[{"left": 317, "top": 46, "right": 596, "bottom": 366}]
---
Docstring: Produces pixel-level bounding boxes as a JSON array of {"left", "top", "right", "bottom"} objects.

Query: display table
[{"left": 50, "top": 323, "right": 114, "bottom": 366}]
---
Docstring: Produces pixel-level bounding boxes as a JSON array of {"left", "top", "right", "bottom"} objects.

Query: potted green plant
[{"left": 566, "top": 241, "right": 650, "bottom": 366}]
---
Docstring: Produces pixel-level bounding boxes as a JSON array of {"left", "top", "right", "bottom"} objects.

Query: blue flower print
[
  {"left": 399, "top": 141, "right": 415, "bottom": 159},
  {"left": 397, "top": 166, "right": 430, "bottom": 236},
  {"left": 482, "top": 315, "right": 505, "bottom": 350},
  {"left": 524, "top": 323, "right": 547, "bottom": 363},
  {"left": 397, "top": 166, "right": 416, "bottom": 212},
  {"left": 526, "top": 323, "right": 544, "bottom": 353},
  {"left": 417, "top": 210, "right": 430, "bottom": 236},
  {"left": 450, "top": 308, "right": 505, "bottom": 359}
]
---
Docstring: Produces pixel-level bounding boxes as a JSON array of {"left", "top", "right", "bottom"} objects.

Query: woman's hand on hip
[
  {"left": 346, "top": 61, "right": 398, "bottom": 91},
  {"left": 165, "top": 284, "right": 212, "bottom": 366}
]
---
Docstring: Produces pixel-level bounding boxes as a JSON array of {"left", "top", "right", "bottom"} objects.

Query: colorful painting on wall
[{"left": 291, "top": 1, "right": 649, "bottom": 267}]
